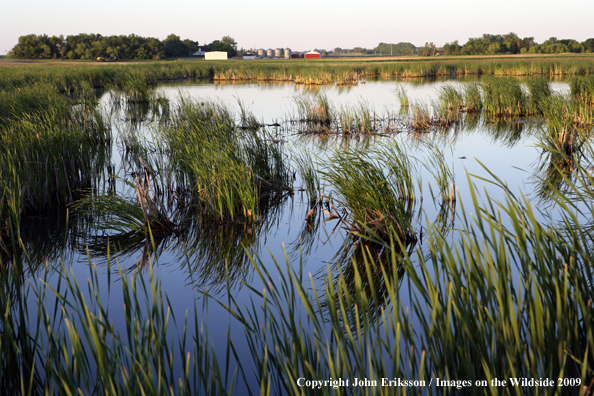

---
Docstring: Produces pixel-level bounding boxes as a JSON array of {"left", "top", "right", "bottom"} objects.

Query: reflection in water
[{"left": 10, "top": 77, "right": 579, "bottom": 301}]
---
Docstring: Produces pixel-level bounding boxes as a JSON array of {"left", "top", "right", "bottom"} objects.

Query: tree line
[
  {"left": 333, "top": 34, "right": 594, "bottom": 57},
  {"left": 331, "top": 42, "right": 415, "bottom": 56},
  {"left": 433, "top": 33, "right": 594, "bottom": 56},
  {"left": 7, "top": 34, "right": 238, "bottom": 60}
]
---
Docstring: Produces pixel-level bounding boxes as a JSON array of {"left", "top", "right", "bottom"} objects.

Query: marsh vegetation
[{"left": 1, "top": 62, "right": 594, "bottom": 395}]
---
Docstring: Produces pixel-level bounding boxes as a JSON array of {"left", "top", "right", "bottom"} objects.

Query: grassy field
[{"left": 2, "top": 53, "right": 594, "bottom": 89}]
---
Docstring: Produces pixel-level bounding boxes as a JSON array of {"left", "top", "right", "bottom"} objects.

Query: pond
[{"left": 16, "top": 75, "right": 589, "bottom": 393}]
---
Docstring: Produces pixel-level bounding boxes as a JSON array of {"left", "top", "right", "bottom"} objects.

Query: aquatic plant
[
  {"left": 160, "top": 97, "right": 291, "bottom": 222},
  {"left": 481, "top": 77, "right": 528, "bottom": 117}
]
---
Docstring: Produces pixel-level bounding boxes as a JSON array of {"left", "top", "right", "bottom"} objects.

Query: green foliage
[
  {"left": 163, "top": 34, "right": 196, "bottom": 58},
  {"left": 320, "top": 142, "right": 418, "bottom": 240},
  {"left": 481, "top": 77, "right": 528, "bottom": 116},
  {"left": 374, "top": 42, "right": 415, "bottom": 55},
  {"left": 159, "top": 97, "right": 290, "bottom": 222},
  {"left": 7, "top": 33, "right": 201, "bottom": 60},
  {"left": 418, "top": 42, "right": 437, "bottom": 56}
]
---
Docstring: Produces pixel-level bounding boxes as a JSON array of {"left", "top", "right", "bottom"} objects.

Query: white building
[
  {"left": 205, "top": 51, "right": 228, "bottom": 60},
  {"left": 191, "top": 46, "right": 206, "bottom": 56}
]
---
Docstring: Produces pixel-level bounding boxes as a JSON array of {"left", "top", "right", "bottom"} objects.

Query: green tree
[
  {"left": 221, "top": 36, "right": 237, "bottom": 49},
  {"left": 418, "top": 42, "right": 437, "bottom": 56},
  {"left": 206, "top": 40, "right": 237, "bottom": 57},
  {"left": 163, "top": 34, "right": 190, "bottom": 57},
  {"left": 583, "top": 38, "right": 594, "bottom": 53},
  {"left": 443, "top": 40, "right": 461, "bottom": 55}
]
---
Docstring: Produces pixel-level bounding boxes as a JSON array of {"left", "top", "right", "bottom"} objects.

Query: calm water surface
[{"left": 24, "top": 77, "right": 572, "bottom": 391}]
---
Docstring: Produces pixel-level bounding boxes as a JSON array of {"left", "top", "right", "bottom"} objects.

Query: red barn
[{"left": 304, "top": 51, "right": 321, "bottom": 59}]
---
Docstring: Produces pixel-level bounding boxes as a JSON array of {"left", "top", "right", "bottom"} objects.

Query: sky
[{"left": 2, "top": 0, "right": 593, "bottom": 54}]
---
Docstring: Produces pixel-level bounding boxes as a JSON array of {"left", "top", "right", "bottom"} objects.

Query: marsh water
[{"left": 22, "top": 76, "right": 573, "bottom": 390}]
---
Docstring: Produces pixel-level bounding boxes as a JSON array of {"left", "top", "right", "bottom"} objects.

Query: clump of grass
[
  {"left": 236, "top": 98, "right": 262, "bottom": 131},
  {"left": 481, "top": 77, "right": 528, "bottom": 117},
  {"left": 433, "top": 98, "right": 462, "bottom": 127},
  {"left": 336, "top": 99, "right": 379, "bottom": 134},
  {"left": 462, "top": 82, "right": 483, "bottom": 113},
  {"left": 292, "top": 91, "right": 333, "bottom": 130},
  {"left": 119, "top": 73, "right": 155, "bottom": 104},
  {"left": 569, "top": 76, "right": 594, "bottom": 106},
  {"left": 542, "top": 94, "right": 590, "bottom": 156},
  {"left": 393, "top": 85, "right": 410, "bottom": 109},
  {"left": 437, "top": 84, "right": 464, "bottom": 112},
  {"left": 160, "top": 97, "right": 291, "bottom": 223},
  {"left": 407, "top": 100, "right": 455, "bottom": 132},
  {"left": 525, "top": 77, "right": 552, "bottom": 114},
  {"left": 320, "top": 141, "right": 418, "bottom": 242},
  {"left": 0, "top": 97, "right": 111, "bottom": 219},
  {"left": 408, "top": 101, "right": 433, "bottom": 131}
]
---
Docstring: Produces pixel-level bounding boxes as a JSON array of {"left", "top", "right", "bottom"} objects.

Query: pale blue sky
[{"left": 2, "top": 0, "right": 593, "bottom": 54}]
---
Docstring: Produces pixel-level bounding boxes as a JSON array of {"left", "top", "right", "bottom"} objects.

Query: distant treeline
[
  {"left": 333, "top": 34, "right": 594, "bottom": 57},
  {"left": 439, "top": 33, "right": 594, "bottom": 56},
  {"left": 8, "top": 33, "right": 199, "bottom": 60},
  {"left": 332, "top": 42, "right": 416, "bottom": 56}
]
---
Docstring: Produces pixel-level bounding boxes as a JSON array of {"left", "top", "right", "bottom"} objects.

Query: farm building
[
  {"left": 291, "top": 53, "right": 302, "bottom": 59},
  {"left": 304, "top": 51, "right": 321, "bottom": 59},
  {"left": 242, "top": 53, "right": 256, "bottom": 60},
  {"left": 191, "top": 46, "right": 206, "bottom": 56},
  {"left": 205, "top": 51, "right": 228, "bottom": 60}
]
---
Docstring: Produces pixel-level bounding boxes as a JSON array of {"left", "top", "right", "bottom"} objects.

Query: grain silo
[
  {"left": 284, "top": 48, "right": 291, "bottom": 59},
  {"left": 266, "top": 48, "right": 273, "bottom": 57},
  {"left": 257, "top": 48, "right": 265, "bottom": 57},
  {"left": 274, "top": 48, "right": 282, "bottom": 58}
]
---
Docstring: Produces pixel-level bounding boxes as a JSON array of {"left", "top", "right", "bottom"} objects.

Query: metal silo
[
  {"left": 284, "top": 48, "right": 291, "bottom": 59},
  {"left": 257, "top": 48, "right": 265, "bottom": 57},
  {"left": 266, "top": 48, "right": 273, "bottom": 57},
  {"left": 274, "top": 48, "right": 282, "bottom": 57}
]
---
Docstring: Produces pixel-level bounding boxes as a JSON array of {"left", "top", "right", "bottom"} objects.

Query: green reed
[
  {"left": 320, "top": 141, "right": 418, "bottom": 241},
  {"left": 159, "top": 97, "right": 291, "bottom": 222},
  {"left": 462, "top": 82, "right": 483, "bottom": 113},
  {"left": 481, "top": 77, "right": 528, "bottom": 117},
  {"left": 394, "top": 85, "right": 410, "bottom": 109},
  {"left": 525, "top": 77, "right": 552, "bottom": 114},
  {"left": 2, "top": 147, "right": 594, "bottom": 394},
  {"left": 0, "top": 255, "right": 234, "bottom": 395},
  {"left": 569, "top": 76, "right": 594, "bottom": 105},
  {"left": 292, "top": 92, "right": 333, "bottom": 128}
]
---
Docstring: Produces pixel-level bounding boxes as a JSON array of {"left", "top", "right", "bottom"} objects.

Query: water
[{"left": 20, "top": 76, "right": 575, "bottom": 392}]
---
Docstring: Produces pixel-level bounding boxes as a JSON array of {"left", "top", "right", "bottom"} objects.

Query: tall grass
[
  {"left": 570, "top": 76, "right": 594, "bottom": 105},
  {"left": 481, "top": 77, "right": 528, "bottom": 117},
  {"left": 292, "top": 92, "right": 333, "bottom": 129},
  {"left": 220, "top": 157, "right": 594, "bottom": 394},
  {"left": 394, "top": 85, "right": 410, "bottom": 109},
  {"left": 2, "top": 145, "right": 594, "bottom": 394},
  {"left": 159, "top": 97, "right": 291, "bottom": 222},
  {"left": 0, "top": 256, "right": 234, "bottom": 395},
  {"left": 462, "top": 82, "right": 483, "bottom": 113},
  {"left": 525, "top": 76, "right": 552, "bottom": 114},
  {"left": 320, "top": 141, "right": 419, "bottom": 241}
]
